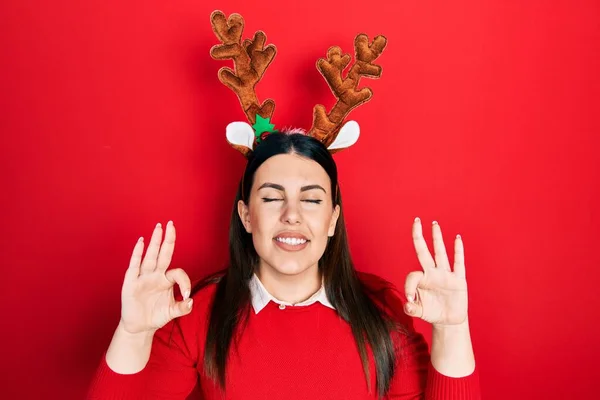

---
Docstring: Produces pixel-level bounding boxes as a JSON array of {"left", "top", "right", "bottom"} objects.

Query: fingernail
[
  {"left": 457, "top": 234, "right": 461, "bottom": 239},
  {"left": 183, "top": 290, "right": 190, "bottom": 300},
  {"left": 407, "top": 294, "right": 414, "bottom": 303},
  {"left": 432, "top": 220, "right": 438, "bottom": 225},
  {"left": 406, "top": 304, "right": 413, "bottom": 314},
  {"left": 156, "top": 223, "right": 162, "bottom": 228},
  {"left": 138, "top": 236, "right": 143, "bottom": 242},
  {"left": 187, "top": 299, "right": 193, "bottom": 309},
  {"left": 414, "top": 217, "right": 420, "bottom": 223},
  {"left": 167, "top": 220, "right": 173, "bottom": 227}
]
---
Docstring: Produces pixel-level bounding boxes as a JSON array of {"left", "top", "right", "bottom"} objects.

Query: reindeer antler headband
[{"left": 210, "top": 10, "right": 387, "bottom": 157}]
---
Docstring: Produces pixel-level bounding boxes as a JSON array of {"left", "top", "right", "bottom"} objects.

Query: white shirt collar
[{"left": 249, "top": 273, "right": 335, "bottom": 314}]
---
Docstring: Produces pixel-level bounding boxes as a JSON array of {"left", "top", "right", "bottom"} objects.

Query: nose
[{"left": 281, "top": 201, "right": 302, "bottom": 225}]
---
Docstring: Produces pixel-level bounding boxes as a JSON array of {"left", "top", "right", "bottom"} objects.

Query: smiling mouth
[{"left": 274, "top": 237, "right": 309, "bottom": 246}]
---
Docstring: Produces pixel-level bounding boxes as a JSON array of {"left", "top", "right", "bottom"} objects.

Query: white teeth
[{"left": 276, "top": 237, "right": 307, "bottom": 245}]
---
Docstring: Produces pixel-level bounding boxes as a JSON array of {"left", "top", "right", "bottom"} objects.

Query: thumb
[
  {"left": 170, "top": 298, "right": 193, "bottom": 319},
  {"left": 404, "top": 270, "right": 424, "bottom": 319},
  {"left": 404, "top": 270, "right": 424, "bottom": 304},
  {"left": 404, "top": 300, "right": 423, "bottom": 319}
]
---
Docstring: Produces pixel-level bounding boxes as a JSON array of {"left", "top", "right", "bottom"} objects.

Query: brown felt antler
[
  {"left": 210, "top": 11, "right": 387, "bottom": 157},
  {"left": 308, "top": 34, "right": 387, "bottom": 148},
  {"left": 209, "top": 10, "right": 277, "bottom": 126}
]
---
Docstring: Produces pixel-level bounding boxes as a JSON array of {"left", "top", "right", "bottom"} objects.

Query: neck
[{"left": 255, "top": 263, "right": 322, "bottom": 304}]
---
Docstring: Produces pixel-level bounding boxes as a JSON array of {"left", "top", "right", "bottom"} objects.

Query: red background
[{"left": 1, "top": 1, "right": 599, "bottom": 399}]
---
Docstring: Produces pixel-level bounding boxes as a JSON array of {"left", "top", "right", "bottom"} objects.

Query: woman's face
[{"left": 238, "top": 153, "right": 340, "bottom": 277}]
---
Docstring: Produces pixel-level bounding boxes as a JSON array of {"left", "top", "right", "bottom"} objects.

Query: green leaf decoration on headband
[{"left": 252, "top": 114, "right": 275, "bottom": 143}]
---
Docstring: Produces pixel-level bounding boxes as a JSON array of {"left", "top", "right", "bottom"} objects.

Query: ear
[
  {"left": 328, "top": 204, "right": 341, "bottom": 237},
  {"left": 237, "top": 199, "right": 252, "bottom": 233},
  {"left": 226, "top": 122, "right": 255, "bottom": 156},
  {"left": 326, "top": 121, "right": 360, "bottom": 151}
]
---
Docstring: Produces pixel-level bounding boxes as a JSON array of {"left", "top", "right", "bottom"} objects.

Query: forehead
[{"left": 254, "top": 153, "right": 330, "bottom": 189}]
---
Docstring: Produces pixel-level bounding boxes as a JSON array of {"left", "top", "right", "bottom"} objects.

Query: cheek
[
  {"left": 249, "top": 206, "right": 277, "bottom": 238},
  {"left": 304, "top": 215, "right": 332, "bottom": 261},
  {"left": 306, "top": 209, "right": 334, "bottom": 238}
]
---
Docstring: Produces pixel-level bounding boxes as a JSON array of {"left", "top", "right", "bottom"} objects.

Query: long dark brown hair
[{"left": 190, "top": 132, "right": 405, "bottom": 398}]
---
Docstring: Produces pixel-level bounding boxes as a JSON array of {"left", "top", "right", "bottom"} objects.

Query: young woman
[{"left": 87, "top": 132, "right": 480, "bottom": 399}]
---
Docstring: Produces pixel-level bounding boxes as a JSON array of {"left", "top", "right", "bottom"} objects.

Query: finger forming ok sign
[{"left": 404, "top": 218, "right": 468, "bottom": 326}]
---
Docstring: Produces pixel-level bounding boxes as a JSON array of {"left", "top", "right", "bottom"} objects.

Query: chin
[{"left": 264, "top": 258, "right": 315, "bottom": 277}]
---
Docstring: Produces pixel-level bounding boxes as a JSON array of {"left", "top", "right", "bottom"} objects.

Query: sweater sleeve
[
  {"left": 385, "top": 329, "right": 481, "bottom": 400},
  {"left": 86, "top": 287, "right": 213, "bottom": 400},
  {"left": 86, "top": 318, "right": 199, "bottom": 400},
  {"left": 357, "top": 271, "right": 481, "bottom": 399}
]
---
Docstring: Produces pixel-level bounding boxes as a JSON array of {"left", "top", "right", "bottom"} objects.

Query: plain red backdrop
[{"left": 1, "top": 0, "right": 599, "bottom": 399}]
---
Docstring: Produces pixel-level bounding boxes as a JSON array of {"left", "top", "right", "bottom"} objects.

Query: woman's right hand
[{"left": 119, "top": 220, "right": 193, "bottom": 335}]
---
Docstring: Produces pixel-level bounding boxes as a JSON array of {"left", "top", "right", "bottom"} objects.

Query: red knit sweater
[{"left": 87, "top": 273, "right": 480, "bottom": 399}]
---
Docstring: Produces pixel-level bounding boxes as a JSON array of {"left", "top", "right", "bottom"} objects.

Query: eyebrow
[{"left": 258, "top": 182, "right": 327, "bottom": 193}]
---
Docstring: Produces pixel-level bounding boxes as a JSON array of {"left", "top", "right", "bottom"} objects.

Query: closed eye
[{"left": 262, "top": 198, "right": 322, "bottom": 204}]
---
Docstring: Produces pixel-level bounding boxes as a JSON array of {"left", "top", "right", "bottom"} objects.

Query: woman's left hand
[{"left": 403, "top": 218, "right": 469, "bottom": 327}]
